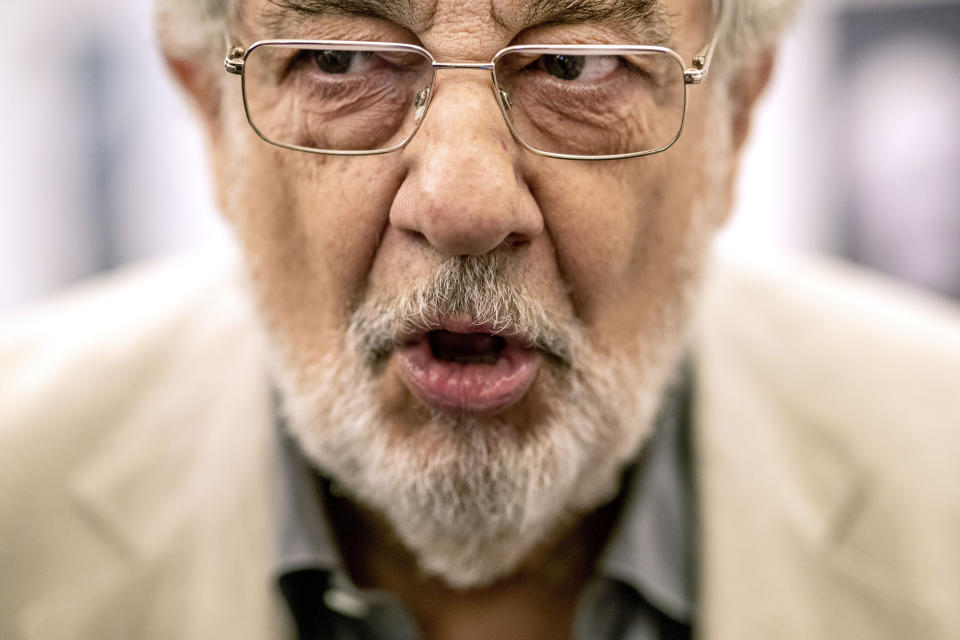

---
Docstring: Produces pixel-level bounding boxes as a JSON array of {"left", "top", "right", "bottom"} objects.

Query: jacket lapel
[
  {"left": 18, "top": 267, "right": 290, "bottom": 640},
  {"left": 692, "top": 253, "right": 941, "bottom": 639}
]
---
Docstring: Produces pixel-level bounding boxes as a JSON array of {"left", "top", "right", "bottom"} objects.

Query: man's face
[{"left": 209, "top": 0, "right": 735, "bottom": 586}]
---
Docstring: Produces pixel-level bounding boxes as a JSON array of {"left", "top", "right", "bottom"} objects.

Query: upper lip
[{"left": 399, "top": 315, "right": 531, "bottom": 348}]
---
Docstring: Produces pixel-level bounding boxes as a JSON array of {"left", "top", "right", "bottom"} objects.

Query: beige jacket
[{"left": 2, "top": 250, "right": 959, "bottom": 640}]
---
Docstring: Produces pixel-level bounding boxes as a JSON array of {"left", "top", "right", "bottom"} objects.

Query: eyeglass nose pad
[
  {"left": 498, "top": 89, "right": 513, "bottom": 111},
  {"left": 414, "top": 87, "right": 431, "bottom": 123}
]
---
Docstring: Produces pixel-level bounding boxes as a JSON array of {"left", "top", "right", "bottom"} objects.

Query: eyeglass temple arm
[{"left": 684, "top": 0, "right": 727, "bottom": 84}]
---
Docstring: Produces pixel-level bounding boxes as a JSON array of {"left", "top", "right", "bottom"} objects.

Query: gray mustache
[{"left": 349, "top": 254, "right": 577, "bottom": 369}]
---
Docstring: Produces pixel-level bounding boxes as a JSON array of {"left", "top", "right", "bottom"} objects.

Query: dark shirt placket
[{"left": 271, "top": 367, "right": 696, "bottom": 640}]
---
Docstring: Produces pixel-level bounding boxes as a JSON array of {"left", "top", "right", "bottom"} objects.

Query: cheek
[
  {"left": 530, "top": 142, "right": 715, "bottom": 354},
  {"left": 218, "top": 128, "right": 401, "bottom": 360}
]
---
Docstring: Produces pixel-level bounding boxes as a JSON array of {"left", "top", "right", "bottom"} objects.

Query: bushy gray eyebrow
[
  {"left": 260, "top": 0, "right": 671, "bottom": 42},
  {"left": 513, "top": 0, "right": 671, "bottom": 43},
  {"left": 518, "top": 0, "right": 661, "bottom": 28},
  {"left": 262, "top": 0, "right": 434, "bottom": 32}
]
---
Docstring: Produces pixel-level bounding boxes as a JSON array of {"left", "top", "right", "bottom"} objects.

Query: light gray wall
[{"left": 0, "top": 0, "right": 226, "bottom": 312}]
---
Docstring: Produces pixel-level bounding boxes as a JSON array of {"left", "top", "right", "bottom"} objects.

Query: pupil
[
  {"left": 543, "top": 54, "right": 585, "bottom": 81},
  {"left": 313, "top": 50, "right": 354, "bottom": 74}
]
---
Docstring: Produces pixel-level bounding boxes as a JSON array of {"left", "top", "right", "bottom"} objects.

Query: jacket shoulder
[
  {"left": 698, "top": 250, "right": 960, "bottom": 423},
  {"left": 0, "top": 252, "right": 272, "bottom": 638},
  {"left": 695, "top": 250, "right": 960, "bottom": 638},
  {"left": 697, "top": 248, "right": 960, "bottom": 467},
  {"left": 0, "top": 251, "right": 259, "bottom": 437}
]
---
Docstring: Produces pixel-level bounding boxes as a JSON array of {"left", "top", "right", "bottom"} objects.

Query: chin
[
  {"left": 279, "top": 342, "right": 667, "bottom": 588},
  {"left": 268, "top": 254, "right": 695, "bottom": 588}
]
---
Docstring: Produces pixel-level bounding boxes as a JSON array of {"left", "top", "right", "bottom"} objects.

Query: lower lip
[{"left": 397, "top": 339, "right": 540, "bottom": 414}]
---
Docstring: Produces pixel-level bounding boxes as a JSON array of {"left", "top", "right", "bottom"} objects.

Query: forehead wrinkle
[{"left": 260, "top": 0, "right": 438, "bottom": 33}]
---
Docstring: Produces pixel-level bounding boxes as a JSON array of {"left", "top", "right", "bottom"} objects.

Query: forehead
[{"left": 246, "top": 0, "right": 703, "bottom": 43}]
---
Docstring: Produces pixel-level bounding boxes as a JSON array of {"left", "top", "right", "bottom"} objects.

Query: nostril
[
  {"left": 403, "top": 228, "right": 430, "bottom": 246},
  {"left": 504, "top": 232, "right": 531, "bottom": 248}
]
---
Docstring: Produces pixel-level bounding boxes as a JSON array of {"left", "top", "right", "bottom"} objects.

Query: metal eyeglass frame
[{"left": 224, "top": 0, "right": 726, "bottom": 161}]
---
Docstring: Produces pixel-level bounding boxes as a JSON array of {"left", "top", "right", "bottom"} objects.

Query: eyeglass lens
[
  {"left": 494, "top": 48, "right": 686, "bottom": 157},
  {"left": 243, "top": 43, "right": 434, "bottom": 153},
  {"left": 242, "top": 43, "right": 687, "bottom": 157}
]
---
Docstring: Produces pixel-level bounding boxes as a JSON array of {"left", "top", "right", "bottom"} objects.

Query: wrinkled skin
[{"left": 210, "top": 0, "right": 735, "bottom": 415}]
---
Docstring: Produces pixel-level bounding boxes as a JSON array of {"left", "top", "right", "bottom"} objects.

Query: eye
[
  {"left": 310, "top": 49, "right": 377, "bottom": 74},
  {"left": 539, "top": 54, "right": 620, "bottom": 82}
]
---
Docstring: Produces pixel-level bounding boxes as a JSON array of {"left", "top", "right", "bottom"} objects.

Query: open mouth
[
  {"left": 428, "top": 331, "right": 507, "bottom": 364},
  {"left": 397, "top": 321, "right": 540, "bottom": 414}
]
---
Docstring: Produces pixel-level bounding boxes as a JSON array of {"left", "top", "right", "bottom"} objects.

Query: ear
[
  {"left": 728, "top": 49, "right": 776, "bottom": 152},
  {"left": 163, "top": 52, "right": 223, "bottom": 135},
  {"left": 709, "top": 51, "right": 777, "bottom": 229}
]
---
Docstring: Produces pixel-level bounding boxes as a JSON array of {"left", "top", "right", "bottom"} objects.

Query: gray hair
[
  {"left": 156, "top": 0, "right": 798, "bottom": 77},
  {"left": 718, "top": 0, "right": 798, "bottom": 72}
]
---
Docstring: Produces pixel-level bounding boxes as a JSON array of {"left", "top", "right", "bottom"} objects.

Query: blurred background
[{"left": 1, "top": 0, "right": 959, "bottom": 312}]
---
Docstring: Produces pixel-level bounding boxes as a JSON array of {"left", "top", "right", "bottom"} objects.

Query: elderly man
[{"left": 3, "top": 0, "right": 960, "bottom": 638}]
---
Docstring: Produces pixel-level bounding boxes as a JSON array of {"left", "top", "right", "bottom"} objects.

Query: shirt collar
[
  {"left": 273, "top": 417, "right": 342, "bottom": 576},
  {"left": 272, "top": 368, "right": 695, "bottom": 624},
  {"left": 597, "top": 369, "right": 696, "bottom": 623}
]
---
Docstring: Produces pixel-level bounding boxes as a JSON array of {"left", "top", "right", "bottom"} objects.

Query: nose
[{"left": 390, "top": 75, "right": 543, "bottom": 256}]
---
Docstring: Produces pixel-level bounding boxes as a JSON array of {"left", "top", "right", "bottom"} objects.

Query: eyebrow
[
  {"left": 259, "top": 0, "right": 671, "bottom": 42},
  {"left": 516, "top": 0, "right": 666, "bottom": 34},
  {"left": 262, "top": 0, "right": 436, "bottom": 33}
]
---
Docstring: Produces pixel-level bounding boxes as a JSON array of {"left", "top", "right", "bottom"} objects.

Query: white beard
[{"left": 271, "top": 254, "right": 701, "bottom": 589}]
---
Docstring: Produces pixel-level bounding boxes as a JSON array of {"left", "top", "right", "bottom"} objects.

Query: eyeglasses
[{"left": 224, "top": 4, "right": 723, "bottom": 161}]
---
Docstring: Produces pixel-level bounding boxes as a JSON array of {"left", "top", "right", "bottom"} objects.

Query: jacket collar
[{"left": 691, "top": 253, "right": 922, "bottom": 638}]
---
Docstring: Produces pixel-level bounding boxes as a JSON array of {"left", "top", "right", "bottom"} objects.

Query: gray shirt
[{"left": 272, "top": 374, "right": 695, "bottom": 640}]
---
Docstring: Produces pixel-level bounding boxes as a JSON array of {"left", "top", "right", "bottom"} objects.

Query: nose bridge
[
  {"left": 390, "top": 65, "right": 542, "bottom": 257},
  {"left": 418, "top": 64, "right": 501, "bottom": 129},
  {"left": 423, "top": 66, "right": 505, "bottom": 143},
  {"left": 418, "top": 63, "right": 501, "bottom": 134}
]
